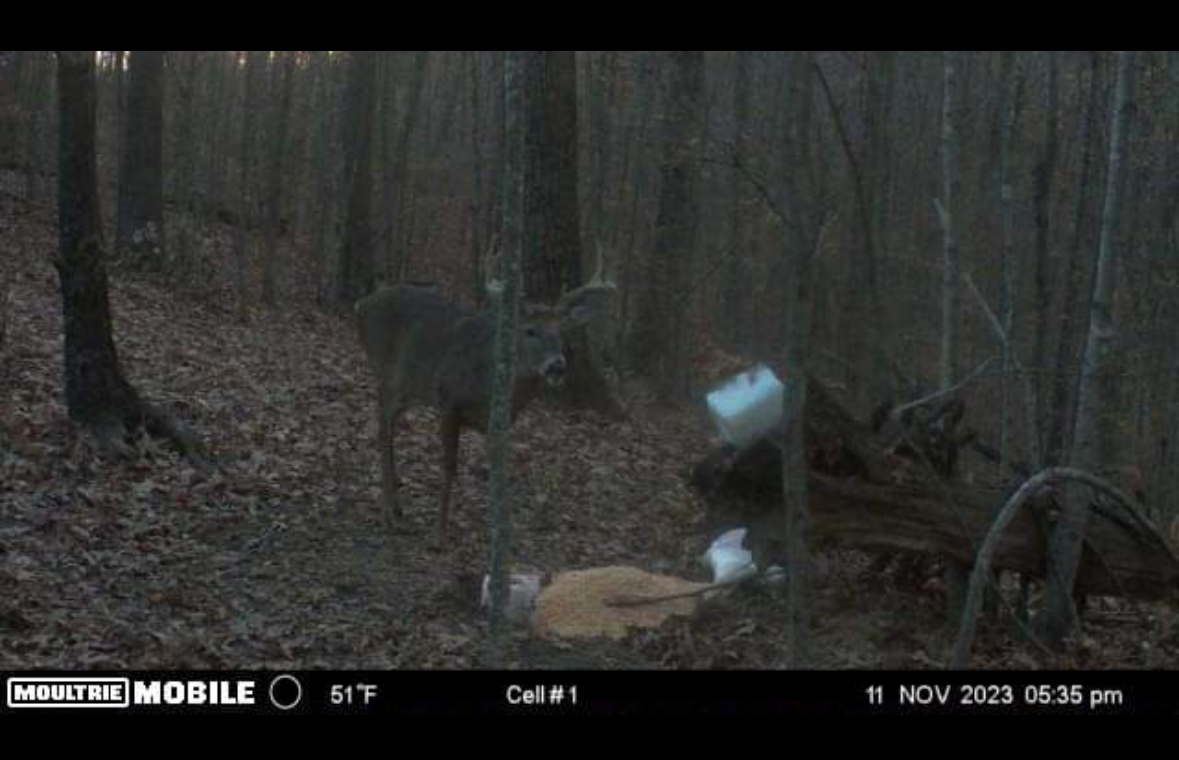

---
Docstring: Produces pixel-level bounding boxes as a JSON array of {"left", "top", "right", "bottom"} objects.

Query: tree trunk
[
  {"left": 56, "top": 51, "right": 142, "bottom": 434},
  {"left": 522, "top": 51, "right": 617, "bottom": 412},
  {"left": 22, "top": 52, "right": 51, "bottom": 202},
  {"left": 232, "top": 52, "right": 261, "bottom": 321},
  {"left": 1032, "top": 52, "right": 1060, "bottom": 457},
  {"left": 779, "top": 141, "right": 815, "bottom": 670},
  {"left": 630, "top": 51, "right": 705, "bottom": 403},
  {"left": 723, "top": 51, "right": 753, "bottom": 353},
  {"left": 335, "top": 51, "right": 378, "bottom": 307},
  {"left": 383, "top": 51, "right": 429, "bottom": 282},
  {"left": 938, "top": 51, "right": 968, "bottom": 619},
  {"left": 467, "top": 51, "right": 488, "bottom": 301},
  {"left": 171, "top": 51, "right": 201, "bottom": 271},
  {"left": 116, "top": 51, "right": 167, "bottom": 268},
  {"left": 308, "top": 52, "right": 340, "bottom": 303},
  {"left": 1041, "top": 50, "right": 1137, "bottom": 647},
  {"left": 54, "top": 51, "right": 201, "bottom": 461},
  {"left": 1047, "top": 52, "right": 1103, "bottom": 466},
  {"left": 261, "top": 51, "right": 295, "bottom": 306},
  {"left": 202, "top": 51, "right": 233, "bottom": 220},
  {"left": 485, "top": 49, "right": 527, "bottom": 665},
  {"left": 998, "top": 51, "right": 1024, "bottom": 476},
  {"left": 939, "top": 51, "right": 961, "bottom": 392}
]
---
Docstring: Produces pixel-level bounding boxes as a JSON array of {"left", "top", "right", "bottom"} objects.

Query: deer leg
[
  {"left": 378, "top": 390, "right": 404, "bottom": 529},
  {"left": 437, "top": 412, "right": 461, "bottom": 543}
]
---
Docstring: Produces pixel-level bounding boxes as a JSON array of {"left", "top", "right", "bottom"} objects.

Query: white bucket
[{"left": 705, "top": 364, "right": 785, "bottom": 449}]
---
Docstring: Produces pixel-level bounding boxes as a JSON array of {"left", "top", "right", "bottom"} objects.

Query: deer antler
[
  {"left": 588, "top": 241, "right": 614, "bottom": 289},
  {"left": 553, "top": 242, "right": 616, "bottom": 326},
  {"left": 483, "top": 234, "right": 505, "bottom": 298}
]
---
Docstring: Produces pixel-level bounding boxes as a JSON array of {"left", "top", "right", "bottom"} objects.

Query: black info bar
[{"left": 2, "top": 671, "right": 1176, "bottom": 715}]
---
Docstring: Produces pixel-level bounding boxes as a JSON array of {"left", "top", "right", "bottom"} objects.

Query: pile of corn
[{"left": 533, "top": 566, "right": 708, "bottom": 641}]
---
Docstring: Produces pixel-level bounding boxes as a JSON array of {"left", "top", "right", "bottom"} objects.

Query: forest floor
[{"left": 2, "top": 174, "right": 1176, "bottom": 670}]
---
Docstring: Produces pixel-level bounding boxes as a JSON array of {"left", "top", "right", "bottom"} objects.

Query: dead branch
[{"left": 950, "top": 467, "right": 1178, "bottom": 670}]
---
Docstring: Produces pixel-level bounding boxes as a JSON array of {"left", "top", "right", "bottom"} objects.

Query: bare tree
[
  {"left": 937, "top": 50, "right": 968, "bottom": 618},
  {"left": 262, "top": 51, "right": 295, "bottom": 306},
  {"left": 380, "top": 50, "right": 429, "bottom": 282},
  {"left": 1031, "top": 51, "right": 1060, "bottom": 452},
  {"left": 1041, "top": 50, "right": 1137, "bottom": 647},
  {"left": 232, "top": 51, "right": 261, "bottom": 320},
  {"left": 938, "top": 51, "right": 961, "bottom": 392},
  {"left": 998, "top": 51, "right": 1024, "bottom": 476},
  {"left": 116, "top": 51, "right": 167, "bottom": 267},
  {"left": 485, "top": 49, "right": 527, "bottom": 664},
  {"left": 630, "top": 50, "right": 705, "bottom": 401},
  {"left": 335, "top": 50, "right": 378, "bottom": 307},
  {"left": 779, "top": 52, "right": 816, "bottom": 668},
  {"left": 53, "top": 51, "right": 200, "bottom": 459},
  {"left": 521, "top": 51, "right": 616, "bottom": 411}
]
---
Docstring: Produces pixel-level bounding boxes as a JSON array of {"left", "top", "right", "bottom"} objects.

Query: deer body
[
  {"left": 358, "top": 288, "right": 539, "bottom": 431},
  {"left": 356, "top": 268, "right": 612, "bottom": 542}
]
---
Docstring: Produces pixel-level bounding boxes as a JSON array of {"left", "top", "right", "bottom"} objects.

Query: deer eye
[{"left": 524, "top": 326, "right": 539, "bottom": 339}]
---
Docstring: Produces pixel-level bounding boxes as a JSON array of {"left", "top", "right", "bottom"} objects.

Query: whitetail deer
[{"left": 355, "top": 252, "right": 614, "bottom": 541}]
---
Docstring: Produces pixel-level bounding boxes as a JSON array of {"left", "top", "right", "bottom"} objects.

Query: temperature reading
[{"left": 331, "top": 683, "right": 379, "bottom": 706}]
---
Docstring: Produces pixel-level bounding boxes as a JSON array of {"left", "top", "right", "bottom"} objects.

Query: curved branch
[{"left": 950, "top": 467, "right": 1167, "bottom": 670}]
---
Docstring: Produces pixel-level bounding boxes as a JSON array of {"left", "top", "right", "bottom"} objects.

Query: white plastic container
[
  {"left": 703, "top": 528, "right": 758, "bottom": 584},
  {"left": 705, "top": 364, "right": 785, "bottom": 449},
  {"left": 481, "top": 572, "right": 543, "bottom": 625}
]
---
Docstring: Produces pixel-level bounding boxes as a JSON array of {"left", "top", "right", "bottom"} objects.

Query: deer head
[{"left": 489, "top": 243, "right": 615, "bottom": 389}]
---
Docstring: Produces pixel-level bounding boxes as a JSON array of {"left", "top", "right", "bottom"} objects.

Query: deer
[{"left": 354, "top": 250, "right": 614, "bottom": 543}]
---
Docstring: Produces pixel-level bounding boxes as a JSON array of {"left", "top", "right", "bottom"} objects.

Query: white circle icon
[{"left": 269, "top": 674, "right": 303, "bottom": 711}]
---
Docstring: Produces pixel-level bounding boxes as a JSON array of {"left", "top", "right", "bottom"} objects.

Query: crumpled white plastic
[
  {"left": 480, "top": 572, "right": 542, "bottom": 625},
  {"left": 702, "top": 528, "right": 758, "bottom": 585},
  {"left": 703, "top": 529, "right": 789, "bottom": 587}
]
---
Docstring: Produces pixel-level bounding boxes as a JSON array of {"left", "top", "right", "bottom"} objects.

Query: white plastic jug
[{"left": 705, "top": 364, "right": 785, "bottom": 449}]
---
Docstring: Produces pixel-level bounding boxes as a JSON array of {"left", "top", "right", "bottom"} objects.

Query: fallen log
[{"left": 691, "top": 376, "right": 1179, "bottom": 602}]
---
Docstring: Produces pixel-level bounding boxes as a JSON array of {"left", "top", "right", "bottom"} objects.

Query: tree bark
[
  {"left": 1046, "top": 52, "right": 1103, "bottom": 467},
  {"left": 630, "top": 51, "right": 705, "bottom": 403},
  {"left": 379, "top": 51, "right": 429, "bottom": 282},
  {"left": 939, "top": 51, "right": 961, "bottom": 392},
  {"left": 261, "top": 51, "right": 295, "bottom": 306},
  {"left": 335, "top": 51, "right": 378, "bottom": 307},
  {"left": 232, "top": 52, "right": 261, "bottom": 321},
  {"left": 54, "top": 51, "right": 202, "bottom": 460},
  {"left": 938, "top": 51, "right": 968, "bottom": 619},
  {"left": 1041, "top": 51, "right": 1137, "bottom": 647},
  {"left": 522, "top": 51, "right": 617, "bottom": 412},
  {"left": 485, "top": 49, "right": 527, "bottom": 665},
  {"left": 998, "top": 51, "right": 1024, "bottom": 476},
  {"left": 1032, "top": 52, "right": 1060, "bottom": 457},
  {"left": 723, "top": 51, "right": 753, "bottom": 354},
  {"left": 116, "top": 51, "right": 167, "bottom": 268}
]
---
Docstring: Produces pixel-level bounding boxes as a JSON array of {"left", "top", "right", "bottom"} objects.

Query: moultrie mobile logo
[
  {"left": 6, "top": 676, "right": 264, "bottom": 710},
  {"left": 7, "top": 677, "right": 130, "bottom": 709}
]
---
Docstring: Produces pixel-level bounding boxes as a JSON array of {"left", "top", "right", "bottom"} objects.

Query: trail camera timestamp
[{"left": 865, "top": 683, "right": 1127, "bottom": 713}]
